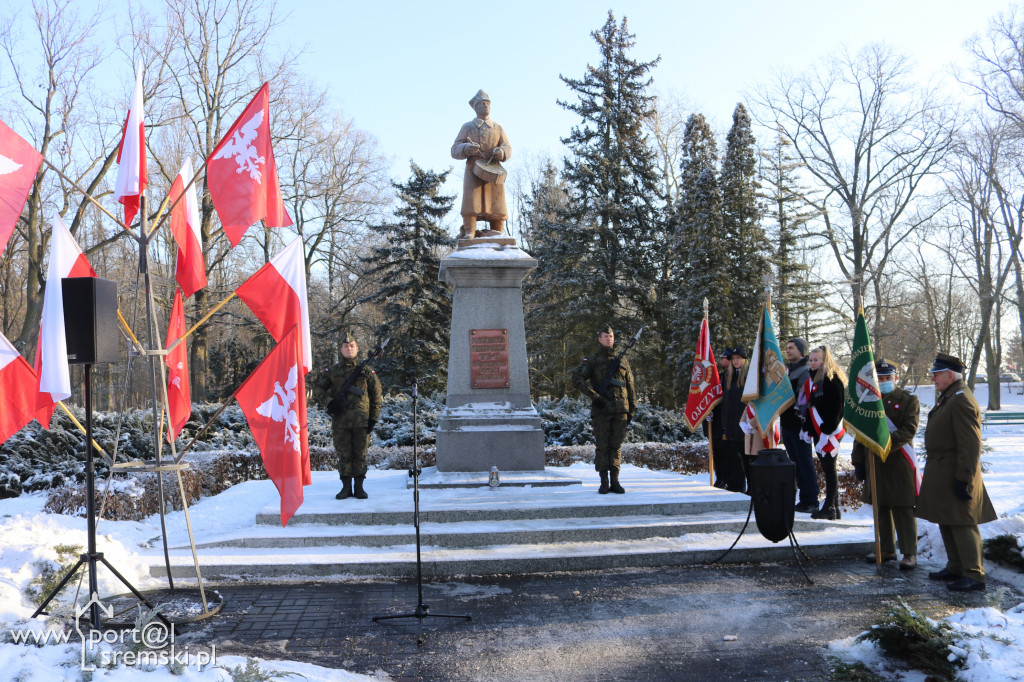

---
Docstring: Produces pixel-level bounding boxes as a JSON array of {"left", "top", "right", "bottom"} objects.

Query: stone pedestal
[{"left": 434, "top": 244, "right": 551, "bottom": 476}]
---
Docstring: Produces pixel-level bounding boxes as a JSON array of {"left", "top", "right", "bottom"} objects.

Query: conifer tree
[
  {"left": 759, "top": 131, "right": 820, "bottom": 342},
  {"left": 522, "top": 162, "right": 583, "bottom": 398},
  {"left": 362, "top": 163, "right": 456, "bottom": 393},
  {"left": 667, "top": 114, "right": 729, "bottom": 400},
  {"left": 721, "top": 103, "right": 771, "bottom": 350},
  {"left": 555, "top": 11, "right": 663, "bottom": 377}
]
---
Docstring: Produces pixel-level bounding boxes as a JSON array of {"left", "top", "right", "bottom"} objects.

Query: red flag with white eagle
[
  {"left": 113, "top": 64, "right": 147, "bottom": 228},
  {"left": 235, "top": 238, "right": 311, "bottom": 373},
  {"left": 234, "top": 325, "right": 309, "bottom": 526},
  {"left": 34, "top": 214, "right": 96, "bottom": 427},
  {"left": 0, "top": 118, "right": 43, "bottom": 257},
  {"left": 206, "top": 82, "right": 292, "bottom": 247},
  {"left": 0, "top": 330, "right": 38, "bottom": 444},
  {"left": 684, "top": 315, "right": 723, "bottom": 431},
  {"left": 168, "top": 157, "right": 207, "bottom": 297},
  {"left": 165, "top": 288, "right": 190, "bottom": 443}
]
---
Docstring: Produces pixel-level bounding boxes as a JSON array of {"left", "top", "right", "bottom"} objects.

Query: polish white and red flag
[
  {"left": 168, "top": 157, "right": 206, "bottom": 297},
  {"left": 34, "top": 215, "right": 96, "bottom": 427},
  {"left": 234, "top": 325, "right": 309, "bottom": 526},
  {"left": 165, "top": 288, "right": 191, "bottom": 443},
  {"left": 0, "top": 330, "right": 38, "bottom": 445},
  {"left": 235, "top": 238, "right": 311, "bottom": 373},
  {"left": 206, "top": 82, "right": 292, "bottom": 247},
  {"left": 0, "top": 118, "right": 43, "bottom": 256},
  {"left": 113, "top": 64, "right": 147, "bottom": 229},
  {"left": 684, "top": 316, "right": 723, "bottom": 431}
]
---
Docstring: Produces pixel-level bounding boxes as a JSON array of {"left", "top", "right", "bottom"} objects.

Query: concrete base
[{"left": 411, "top": 466, "right": 582, "bottom": 489}]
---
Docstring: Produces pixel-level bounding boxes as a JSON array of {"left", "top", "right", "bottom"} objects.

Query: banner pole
[
  {"left": 166, "top": 290, "right": 237, "bottom": 352},
  {"left": 707, "top": 419, "right": 715, "bottom": 487},
  {"left": 41, "top": 158, "right": 133, "bottom": 234},
  {"left": 869, "top": 451, "right": 882, "bottom": 569}
]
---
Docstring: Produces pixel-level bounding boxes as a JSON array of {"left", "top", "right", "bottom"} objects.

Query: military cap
[
  {"left": 875, "top": 360, "right": 898, "bottom": 376},
  {"left": 597, "top": 324, "right": 614, "bottom": 336},
  {"left": 730, "top": 346, "right": 749, "bottom": 359},
  {"left": 469, "top": 89, "right": 490, "bottom": 107},
  {"left": 930, "top": 352, "right": 965, "bottom": 374},
  {"left": 340, "top": 330, "right": 358, "bottom": 345}
]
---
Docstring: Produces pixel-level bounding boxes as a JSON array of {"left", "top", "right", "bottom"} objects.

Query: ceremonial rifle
[
  {"left": 326, "top": 337, "right": 390, "bottom": 416},
  {"left": 596, "top": 325, "right": 645, "bottom": 401}
]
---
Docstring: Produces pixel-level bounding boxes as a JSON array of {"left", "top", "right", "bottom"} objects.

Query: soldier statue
[{"left": 451, "top": 89, "right": 511, "bottom": 240}]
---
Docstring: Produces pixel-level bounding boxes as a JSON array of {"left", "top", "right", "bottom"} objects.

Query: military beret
[
  {"left": 875, "top": 360, "right": 898, "bottom": 376},
  {"left": 930, "top": 352, "right": 965, "bottom": 374},
  {"left": 597, "top": 324, "right": 614, "bottom": 335},
  {"left": 730, "top": 346, "right": 749, "bottom": 359}
]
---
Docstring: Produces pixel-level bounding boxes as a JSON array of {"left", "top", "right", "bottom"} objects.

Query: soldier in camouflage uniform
[
  {"left": 572, "top": 325, "right": 637, "bottom": 494},
  {"left": 312, "top": 331, "right": 382, "bottom": 500}
]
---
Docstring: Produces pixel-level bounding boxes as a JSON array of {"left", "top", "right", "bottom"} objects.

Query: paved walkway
[{"left": 170, "top": 557, "right": 1022, "bottom": 681}]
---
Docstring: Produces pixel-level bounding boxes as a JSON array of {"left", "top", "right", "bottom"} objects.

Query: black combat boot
[
  {"left": 598, "top": 471, "right": 610, "bottom": 494},
  {"left": 336, "top": 476, "right": 353, "bottom": 500},
  {"left": 609, "top": 469, "right": 625, "bottom": 494},
  {"left": 354, "top": 475, "right": 368, "bottom": 500}
]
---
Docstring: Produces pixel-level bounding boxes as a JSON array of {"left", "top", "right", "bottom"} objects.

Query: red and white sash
[
  {"left": 810, "top": 404, "right": 845, "bottom": 456},
  {"left": 742, "top": 403, "right": 781, "bottom": 449},
  {"left": 886, "top": 415, "right": 922, "bottom": 495}
]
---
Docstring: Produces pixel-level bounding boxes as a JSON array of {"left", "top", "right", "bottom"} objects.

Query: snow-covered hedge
[{"left": 1, "top": 396, "right": 697, "bottom": 500}]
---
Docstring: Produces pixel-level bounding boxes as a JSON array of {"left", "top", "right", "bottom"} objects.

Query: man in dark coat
[
  {"left": 852, "top": 360, "right": 921, "bottom": 569},
  {"left": 312, "top": 331, "right": 383, "bottom": 500},
  {"left": 573, "top": 324, "right": 637, "bottom": 494},
  {"left": 917, "top": 353, "right": 997, "bottom": 591},
  {"left": 780, "top": 337, "right": 818, "bottom": 512}
]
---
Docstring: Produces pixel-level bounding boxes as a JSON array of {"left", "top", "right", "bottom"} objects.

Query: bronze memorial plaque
[{"left": 469, "top": 329, "right": 510, "bottom": 389}]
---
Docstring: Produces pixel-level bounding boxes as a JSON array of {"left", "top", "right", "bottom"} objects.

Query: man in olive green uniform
[
  {"left": 917, "top": 353, "right": 997, "bottom": 591},
  {"left": 312, "top": 332, "right": 382, "bottom": 500},
  {"left": 851, "top": 360, "right": 921, "bottom": 570},
  {"left": 572, "top": 325, "right": 637, "bottom": 494}
]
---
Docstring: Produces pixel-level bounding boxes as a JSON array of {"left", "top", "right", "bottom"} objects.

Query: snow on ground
[
  {"left": 0, "top": 381, "right": 1022, "bottom": 679},
  {"left": 827, "top": 381, "right": 1024, "bottom": 679}
]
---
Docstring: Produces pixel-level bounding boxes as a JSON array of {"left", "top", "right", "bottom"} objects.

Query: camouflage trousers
[
  {"left": 334, "top": 426, "right": 370, "bottom": 477},
  {"left": 592, "top": 415, "right": 628, "bottom": 472}
]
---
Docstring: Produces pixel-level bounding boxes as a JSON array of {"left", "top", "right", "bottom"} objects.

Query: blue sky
[{"left": 281, "top": 0, "right": 1015, "bottom": 184}]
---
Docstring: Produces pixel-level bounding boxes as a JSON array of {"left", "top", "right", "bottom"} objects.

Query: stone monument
[{"left": 422, "top": 91, "right": 579, "bottom": 488}]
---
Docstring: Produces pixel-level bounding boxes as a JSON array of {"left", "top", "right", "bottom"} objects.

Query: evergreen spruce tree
[
  {"left": 667, "top": 113, "right": 729, "bottom": 401},
  {"left": 522, "top": 161, "right": 583, "bottom": 398},
  {"left": 555, "top": 10, "right": 664, "bottom": 397},
  {"left": 759, "top": 131, "right": 820, "bottom": 342},
  {"left": 721, "top": 103, "right": 771, "bottom": 350},
  {"left": 362, "top": 163, "right": 456, "bottom": 394}
]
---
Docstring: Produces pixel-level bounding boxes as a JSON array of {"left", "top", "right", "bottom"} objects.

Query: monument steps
[{"left": 147, "top": 469, "right": 875, "bottom": 581}]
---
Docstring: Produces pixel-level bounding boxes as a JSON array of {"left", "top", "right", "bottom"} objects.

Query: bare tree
[
  {"left": 0, "top": 0, "right": 122, "bottom": 355},
  {"left": 753, "top": 43, "right": 957, "bottom": 326},
  {"left": 643, "top": 88, "right": 693, "bottom": 206}
]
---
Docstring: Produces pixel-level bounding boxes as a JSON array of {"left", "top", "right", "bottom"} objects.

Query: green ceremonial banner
[
  {"left": 843, "top": 309, "right": 892, "bottom": 461},
  {"left": 740, "top": 292, "right": 794, "bottom": 436}
]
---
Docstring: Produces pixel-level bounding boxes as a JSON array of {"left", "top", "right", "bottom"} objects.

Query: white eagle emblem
[
  {"left": 690, "top": 357, "right": 714, "bottom": 393},
  {"left": 0, "top": 154, "right": 22, "bottom": 176},
  {"left": 212, "top": 110, "right": 266, "bottom": 183},
  {"left": 171, "top": 361, "right": 184, "bottom": 389},
  {"left": 256, "top": 364, "right": 301, "bottom": 452}
]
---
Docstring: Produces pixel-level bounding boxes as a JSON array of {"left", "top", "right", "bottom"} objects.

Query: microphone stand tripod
[{"left": 372, "top": 377, "right": 471, "bottom": 645}]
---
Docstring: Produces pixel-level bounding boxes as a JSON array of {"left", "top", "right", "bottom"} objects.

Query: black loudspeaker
[
  {"left": 62, "top": 277, "right": 119, "bottom": 364},
  {"left": 749, "top": 448, "right": 796, "bottom": 543}
]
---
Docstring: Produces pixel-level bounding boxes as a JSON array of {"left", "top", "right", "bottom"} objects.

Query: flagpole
[
  {"left": 855, "top": 300, "right": 884, "bottom": 570},
  {"left": 40, "top": 158, "right": 134, "bottom": 235},
  {"left": 57, "top": 401, "right": 109, "bottom": 460},
  {"left": 146, "top": 158, "right": 210, "bottom": 240},
  {"left": 166, "top": 291, "right": 237, "bottom": 353},
  {"left": 174, "top": 397, "right": 237, "bottom": 462},
  {"left": 704, "top": 298, "right": 715, "bottom": 488}
]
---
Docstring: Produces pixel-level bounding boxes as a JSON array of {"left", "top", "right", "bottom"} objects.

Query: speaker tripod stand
[
  {"left": 31, "top": 364, "right": 168, "bottom": 629},
  {"left": 372, "top": 378, "right": 471, "bottom": 645}
]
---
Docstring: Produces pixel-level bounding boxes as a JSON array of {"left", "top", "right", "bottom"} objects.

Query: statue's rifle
[
  {"left": 595, "top": 326, "right": 645, "bottom": 401},
  {"left": 326, "top": 338, "right": 390, "bottom": 416}
]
